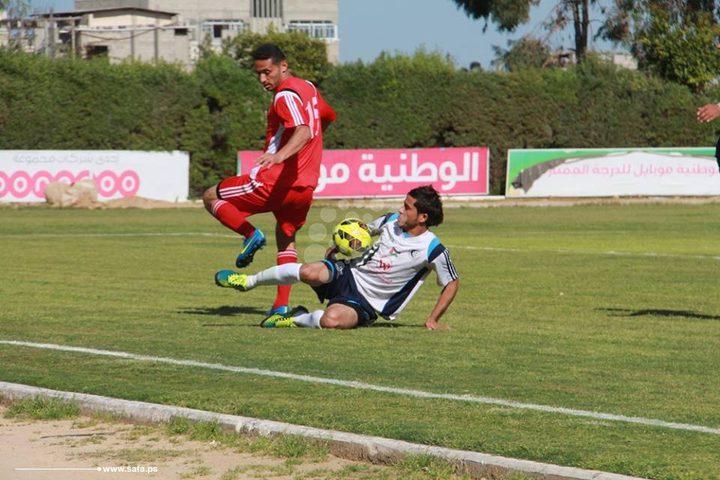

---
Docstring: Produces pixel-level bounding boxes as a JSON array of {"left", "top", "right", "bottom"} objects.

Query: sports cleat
[
  {"left": 235, "top": 229, "right": 266, "bottom": 268},
  {"left": 287, "top": 305, "right": 309, "bottom": 317},
  {"left": 214, "top": 270, "right": 250, "bottom": 291},
  {"left": 260, "top": 313, "right": 297, "bottom": 328},
  {"left": 265, "top": 305, "right": 290, "bottom": 316},
  {"left": 260, "top": 305, "right": 309, "bottom": 328},
  {"left": 260, "top": 305, "right": 290, "bottom": 328}
]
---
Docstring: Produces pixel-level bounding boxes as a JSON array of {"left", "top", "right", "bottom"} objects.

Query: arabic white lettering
[{"left": 356, "top": 151, "right": 479, "bottom": 191}]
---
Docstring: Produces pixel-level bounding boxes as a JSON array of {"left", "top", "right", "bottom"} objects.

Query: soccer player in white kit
[{"left": 215, "top": 185, "right": 460, "bottom": 330}]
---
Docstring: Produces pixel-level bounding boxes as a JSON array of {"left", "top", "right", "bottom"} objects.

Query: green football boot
[
  {"left": 214, "top": 270, "right": 250, "bottom": 291},
  {"left": 260, "top": 306, "right": 309, "bottom": 328}
]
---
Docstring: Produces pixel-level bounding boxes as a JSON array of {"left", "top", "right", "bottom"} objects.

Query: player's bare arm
[
  {"left": 697, "top": 103, "right": 720, "bottom": 123},
  {"left": 255, "top": 125, "right": 311, "bottom": 167},
  {"left": 424, "top": 278, "right": 459, "bottom": 331}
]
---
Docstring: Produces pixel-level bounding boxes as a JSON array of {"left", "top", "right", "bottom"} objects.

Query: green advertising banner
[{"left": 505, "top": 148, "right": 719, "bottom": 197}]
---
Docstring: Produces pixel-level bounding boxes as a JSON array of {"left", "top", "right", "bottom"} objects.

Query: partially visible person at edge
[
  {"left": 203, "top": 43, "right": 336, "bottom": 321},
  {"left": 696, "top": 101, "right": 720, "bottom": 168},
  {"left": 215, "top": 185, "right": 460, "bottom": 330}
]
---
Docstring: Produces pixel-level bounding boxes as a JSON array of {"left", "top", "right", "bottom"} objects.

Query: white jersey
[{"left": 349, "top": 213, "right": 458, "bottom": 320}]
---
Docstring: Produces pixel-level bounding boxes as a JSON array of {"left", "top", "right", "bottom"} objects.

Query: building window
[
  {"left": 287, "top": 21, "right": 337, "bottom": 40},
  {"left": 252, "top": 0, "right": 282, "bottom": 18},
  {"left": 86, "top": 45, "right": 108, "bottom": 59},
  {"left": 201, "top": 20, "right": 244, "bottom": 39}
]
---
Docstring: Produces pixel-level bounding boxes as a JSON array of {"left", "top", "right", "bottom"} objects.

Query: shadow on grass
[
  {"left": 601, "top": 307, "right": 720, "bottom": 321},
  {"left": 179, "top": 305, "right": 266, "bottom": 317},
  {"left": 181, "top": 306, "right": 423, "bottom": 328},
  {"left": 177, "top": 305, "right": 270, "bottom": 327},
  {"left": 369, "top": 322, "right": 421, "bottom": 328}
]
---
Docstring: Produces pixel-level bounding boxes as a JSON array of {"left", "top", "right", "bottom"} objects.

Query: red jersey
[{"left": 253, "top": 76, "right": 336, "bottom": 189}]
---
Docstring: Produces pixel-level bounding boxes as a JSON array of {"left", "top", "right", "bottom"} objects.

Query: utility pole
[
  {"left": 48, "top": 11, "right": 55, "bottom": 58},
  {"left": 70, "top": 17, "right": 75, "bottom": 58},
  {"left": 153, "top": 21, "right": 159, "bottom": 63}
]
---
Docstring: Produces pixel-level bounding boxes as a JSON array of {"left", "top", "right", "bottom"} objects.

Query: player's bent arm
[
  {"left": 277, "top": 125, "right": 311, "bottom": 161},
  {"left": 318, "top": 95, "right": 336, "bottom": 131},
  {"left": 256, "top": 125, "right": 311, "bottom": 166},
  {"left": 424, "top": 278, "right": 459, "bottom": 331}
]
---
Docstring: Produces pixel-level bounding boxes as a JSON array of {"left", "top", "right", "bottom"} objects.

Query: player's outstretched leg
[
  {"left": 215, "top": 264, "right": 302, "bottom": 292},
  {"left": 235, "top": 228, "right": 266, "bottom": 268}
]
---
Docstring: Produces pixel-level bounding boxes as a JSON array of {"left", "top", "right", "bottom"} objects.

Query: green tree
[
  {"left": 451, "top": 0, "right": 597, "bottom": 61},
  {"left": 492, "top": 36, "right": 552, "bottom": 70},
  {"left": 221, "top": 27, "right": 330, "bottom": 84},
  {"left": 601, "top": 0, "right": 720, "bottom": 90},
  {"left": 451, "top": 0, "right": 539, "bottom": 31},
  {"left": 547, "top": 0, "right": 595, "bottom": 61}
]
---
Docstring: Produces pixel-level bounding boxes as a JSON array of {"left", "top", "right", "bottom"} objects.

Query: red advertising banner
[{"left": 237, "top": 147, "right": 489, "bottom": 198}]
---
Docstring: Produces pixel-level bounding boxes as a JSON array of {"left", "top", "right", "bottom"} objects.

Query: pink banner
[{"left": 237, "top": 147, "right": 489, "bottom": 197}]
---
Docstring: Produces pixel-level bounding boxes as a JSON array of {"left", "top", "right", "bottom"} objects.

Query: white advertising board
[
  {"left": 0, "top": 150, "right": 189, "bottom": 203},
  {"left": 506, "top": 148, "right": 720, "bottom": 197}
]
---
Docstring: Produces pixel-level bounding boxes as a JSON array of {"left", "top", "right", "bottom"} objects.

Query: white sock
[
  {"left": 293, "top": 310, "right": 324, "bottom": 329},
  {"left": 247, "top": 263, "right": 301, "bottom": 288}
]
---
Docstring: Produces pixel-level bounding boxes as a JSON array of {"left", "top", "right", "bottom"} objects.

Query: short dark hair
[
  {"left": 251, "top": 43, "right": 287, "bottom": 64},
  {"left": 408, "top": 185, "right": 444, "bottom": 227}
]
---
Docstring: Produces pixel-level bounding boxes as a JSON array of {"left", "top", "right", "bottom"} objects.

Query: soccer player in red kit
[{"left": 204, "top": 43, "right": 336, "bottom": 319}]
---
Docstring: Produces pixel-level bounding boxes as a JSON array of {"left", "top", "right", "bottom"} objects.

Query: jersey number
[{"left": 306, "top": 97, "right": 320, "bottom": 138}]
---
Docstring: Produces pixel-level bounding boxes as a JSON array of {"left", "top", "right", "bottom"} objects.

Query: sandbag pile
[{"left": 44, "top": 179, "right": 100, "bottom": 208}]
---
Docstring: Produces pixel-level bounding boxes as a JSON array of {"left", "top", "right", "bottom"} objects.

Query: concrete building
[{"left": 5, "top": 0, "right": 338, "bottom": 68}]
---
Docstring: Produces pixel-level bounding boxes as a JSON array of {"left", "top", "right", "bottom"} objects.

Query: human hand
[
  {"left": 255, "top": 152, "right": 283, "bottom": 167},
  {"left": 697, "top": 103, "right": 720, "bottom": 123},
  {"left": 325, "top": 245, "right": 339, "bottom": 260},
  {"left": 424, "top": 319, "right": 451, "bottom": 331}
]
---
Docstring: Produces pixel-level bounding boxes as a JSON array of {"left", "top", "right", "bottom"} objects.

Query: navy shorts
[{"left": 311, "top": 259, "right": 378, "bottom": 326}]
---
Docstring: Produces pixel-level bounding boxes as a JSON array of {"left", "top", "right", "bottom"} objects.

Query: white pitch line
[
  {"left": 0, "top": 232, "right": 233, "bottom": 238},
  {"left": 448, "top": 245, "right": 720, "bottom": 261},
  {"left": 2, "top": 340, "right": 719, "bottom": 436}
]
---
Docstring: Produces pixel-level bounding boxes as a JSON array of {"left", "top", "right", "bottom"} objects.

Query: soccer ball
[{"left": 332, "top": 218, "right": 372, "bottom": 257}]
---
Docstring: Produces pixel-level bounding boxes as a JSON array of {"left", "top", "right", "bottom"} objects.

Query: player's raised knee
[
  {"left": 299, "top": 262, "right": 330, "bottom": 284},
  {"left": 202, "top": 186, "right": 218, "bottom": 211}
]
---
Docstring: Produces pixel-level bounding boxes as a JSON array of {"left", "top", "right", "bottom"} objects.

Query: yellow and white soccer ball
[{"left": 332, "top": 218, "right": 372, "bottom": 257}]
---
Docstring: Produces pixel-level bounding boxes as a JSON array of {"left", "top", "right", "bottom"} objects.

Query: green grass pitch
[{"left": 1, "top": 201, "right": 719, "bottom": 479}]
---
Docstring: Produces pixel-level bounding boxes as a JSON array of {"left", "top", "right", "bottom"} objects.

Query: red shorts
[{"left": 217, "top": 175, "right": 314, "bottom": 237}]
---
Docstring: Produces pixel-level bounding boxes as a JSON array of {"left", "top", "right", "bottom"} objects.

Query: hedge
[{"left": 1, "top": 49, "right": 717, "bottom": 196}]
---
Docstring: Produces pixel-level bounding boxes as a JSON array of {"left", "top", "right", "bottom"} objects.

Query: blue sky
[
  {"left": 339, "top": 0, "right": 619, "bottom": 68},
  {"left": 28, "top": 0, "right": 617, "bottom": 69}
]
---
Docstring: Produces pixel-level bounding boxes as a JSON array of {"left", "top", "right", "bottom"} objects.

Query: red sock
[
  {"left": 273, "top": 248, "right": 298, "bottom": 309},
  {"left": 211, "top": 200, "right": 255, "bottom": 238}
]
